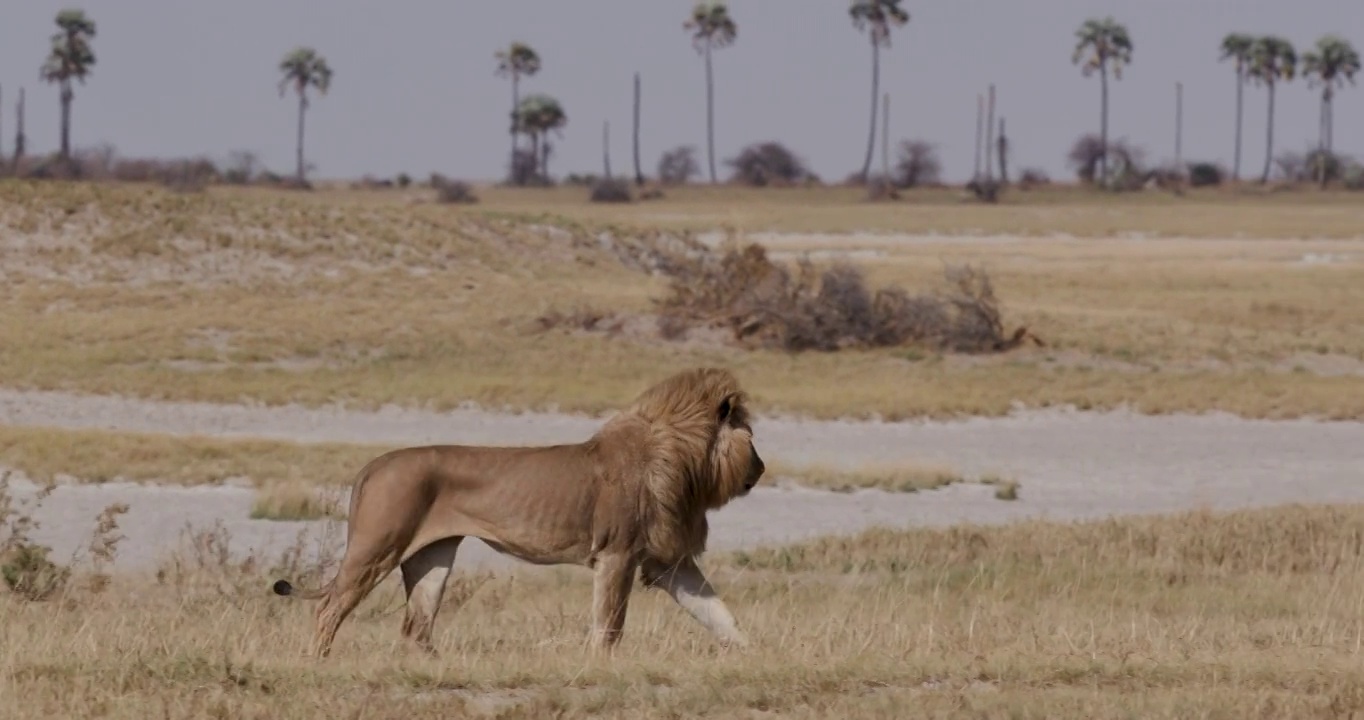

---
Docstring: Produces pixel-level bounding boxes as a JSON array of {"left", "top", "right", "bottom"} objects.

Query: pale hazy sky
[{"left": 2, "top": 0, "right": 1360, "bottom": 183}]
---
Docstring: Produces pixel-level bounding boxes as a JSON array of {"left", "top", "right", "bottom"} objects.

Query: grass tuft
[{"left": 250, "top": 481, "right": 347, "bottom": 521}]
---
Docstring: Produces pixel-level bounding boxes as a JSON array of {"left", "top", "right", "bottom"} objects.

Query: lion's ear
[
  {"left": 714, "top": 395, "right": 736, "bottom": 425},
  {"left": 717, "top": 394, "right": 734, "bottom": 424}
]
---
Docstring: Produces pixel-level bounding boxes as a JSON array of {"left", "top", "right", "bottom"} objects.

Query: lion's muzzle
[{"left": 744, "top": 448, "right": 765, "bottom": 493}]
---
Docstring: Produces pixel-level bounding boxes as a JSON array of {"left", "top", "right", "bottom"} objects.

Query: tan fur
[{"left": 271, "top": 367, "right": 765, "bottom": 658}]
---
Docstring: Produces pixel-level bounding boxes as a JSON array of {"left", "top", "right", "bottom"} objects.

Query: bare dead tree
[
  {"left": 602, "top": 120, "right": 612, "bottom": 179},
  {"left": 1175, "top": 81, "right": 1184, "bottom": 182},
  {"left": 633, "top": 73, "right": 644, "bottom": 185},
  {"left": 996, "top": 117, "right": 1009, "bottom": 184},
  {"left": 880, "top": 92, "right": 890, "bottom": 182},
  {"left": 973, "top": 93, "right": 983, "bottom": 180},
  {"left": 13, "top": 87, "right": 25, "bottom": 169},
  {"left": 984, "top": 84, "right": 996, "bottom": 181}
]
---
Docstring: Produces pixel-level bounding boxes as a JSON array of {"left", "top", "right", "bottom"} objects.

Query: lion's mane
[{"left": 593, "top": 367, "right": 756, "bottom": 565}]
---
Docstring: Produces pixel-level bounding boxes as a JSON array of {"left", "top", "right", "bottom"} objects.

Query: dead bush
[
  {"left": 893, "top": 140, "right": 942, "bottom": 188},
  {"left": 657, "top": 145, "right": 700, "bottom": 185},
  {"left": 725, "top": 142, "right": 813, "bottom": 187},
  {"left": 0, "top": 471, "right": 68, "bottom": 601},
  {"left": 160, "top": 158, "right": 219, "bottom": 193},
  {"left": 1018, "top": 167, "right": 1051, "bottom": 189},
  {"left": 154, "top": 520, "right": 340, "bottom": 602},
  {"left": 0, "top": 471, "right": 127, "bottom": 602},
  {"left": 655, "top": 241, "right": 1039, "bottom": 353},
  {"left": 533, "top": 306, "right": 622, "bottom": 335},
  {"left": 590, "top": 177, "right": 634, "bottom": 203},
  {"left": 431, "top": 173, "right": 479, "bottom": 204},
  {"left": 1068, "top": 134, "right": 1145, "bottom": 187}
]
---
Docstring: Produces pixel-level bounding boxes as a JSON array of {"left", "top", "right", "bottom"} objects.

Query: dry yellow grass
[
  {"left": 2, "top": 502, "right": 1362, "bottom": 718},
  {"left": 2, "top": 180, "right": 1362, "bottom": 421},
  {"left": 769, "top": 460, "right": 966, "bottom": 493},
  {"left": 250, "top": 481, "right": 347, "bottom": 521},
  {"left": 0, "top": 425, "right": 385, "bottom": 487}
]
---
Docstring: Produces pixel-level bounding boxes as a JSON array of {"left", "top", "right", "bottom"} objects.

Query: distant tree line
[{"left": 2, "top": 5, "right": 1360, "bottom": 193}]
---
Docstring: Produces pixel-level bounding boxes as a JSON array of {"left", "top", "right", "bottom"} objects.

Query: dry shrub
[
  {"left": 533, "top": 306, "right": 622, "bottom": 334},
  {"left": 1017, "top": 167, "right": 1050, "bottom": 189},
  {"left": 160, "top": 158, "right": 219, "bottom": 193},
  {"left": 1187, "top": 161, "right": 1225, "bottom": 187},
  {"left": 656, "top": 241, "right": 1038, "bottom": 353},
  {"left": 725, "top": 142, "right": 814, "bottom": 187},
  {"left": 589, "top": 177, "right": 633, "bottom": 203},
  {"left": 893, "top": 140, "right": 942, "bottom": 188},
  {"left": 430, "top": 173, "right": 479, "bottom": 204},
  {"left": 657, "top": 145, "right": 700, "bottom": 185},
  {"left": 154, "top": 520, "right": 340, "bottom": 602},
  {"left": 1068, "top": 133, "right": 1145, "bottom": 187},
  {"left": 0, "top": 471, "right": 128, "bottom": 602}
]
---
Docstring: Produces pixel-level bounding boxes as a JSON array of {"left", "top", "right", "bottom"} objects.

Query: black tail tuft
[{"left": 272, "top": 579, "right": 294, "bottom": 596}]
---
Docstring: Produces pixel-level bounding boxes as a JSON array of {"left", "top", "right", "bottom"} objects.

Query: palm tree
[
  {"left": 515, "top": 94, "right": 567, "bottom": 182},
  {"left": 277, "top": 47, "right": 333, "bottom": 185},
  {"left": 1071, "top": 17, "right": 1133, "bottom": 184},
  {"left": 494, "top": 42, "right": 542, "bottom": 184},
  {"left": 1246, "top": 36, "right": 1296, "bottom": 184},
  {"left": 1219, "top": 33, "right": 1255, "bottom": 182},
  {"left": 1302, "top": 35, "right": 1361, "bottom": 180},
  {"left": 683, "top": 1, "right": 737, "bottom": 184},
  {"left": 39, "top": 9, "right": 97, "bottom": 163},
  {"left": 848, "top": 0, "right": 910, "bottom": 185}
]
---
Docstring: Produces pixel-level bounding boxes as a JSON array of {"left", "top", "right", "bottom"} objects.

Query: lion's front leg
[
  {"left": 642, "top": 556, "right": 748, "bottom": 649},
  {"left": 590, "top": 553, "right": 639, "bottom": 651}
]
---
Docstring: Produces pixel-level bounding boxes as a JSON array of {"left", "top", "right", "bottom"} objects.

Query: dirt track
[{"left": 3, "top": 388, "right": 1362, "bottom": 573}]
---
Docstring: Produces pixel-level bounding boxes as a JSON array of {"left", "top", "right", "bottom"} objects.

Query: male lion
[{"left": 271, "top": 366, "right": 765, "bottom": 658}]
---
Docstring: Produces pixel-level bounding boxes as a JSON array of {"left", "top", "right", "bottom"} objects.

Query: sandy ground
[{"left": 2, "top": 387, "right": 1362, "bottom": 574}]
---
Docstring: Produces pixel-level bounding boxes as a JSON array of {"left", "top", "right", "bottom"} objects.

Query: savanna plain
[{"left": 1, "top": 179, "right": 1364, "bottom": 718}]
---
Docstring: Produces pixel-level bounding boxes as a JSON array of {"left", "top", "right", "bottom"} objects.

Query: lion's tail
[
  {"left": 270, "top": 451, "right": 390, "bottom": 602},
  {"left": 271, "top": 577, "right": 331, "bottom": 601}
]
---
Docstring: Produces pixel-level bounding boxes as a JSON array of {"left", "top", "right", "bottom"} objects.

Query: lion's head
[{"left": 612, "top": 367, "right": 765, "bottom": 560}]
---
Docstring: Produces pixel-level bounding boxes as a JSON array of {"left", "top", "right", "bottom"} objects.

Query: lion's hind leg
[
  {"left": 310, "top": 540, "right": 402, "bottom": 658},
  {"left": 399, "top": 536, "right": 464, "bottom": 654}
]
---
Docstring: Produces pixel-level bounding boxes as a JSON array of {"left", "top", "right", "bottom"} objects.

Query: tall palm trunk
[
  {"left": 1260, "top": 82, "right": 1276, "bottom": 184},
  {"left": 1326, "top": 93, "right": 1334, "bottom": 154},
  {"left": 531, "top": 131, "right": 541, "bottom": 182},
  {"left": 295, "top": 92, "right": 308, "bottom": 183},
  {"left": 704, "top": 38, "right": 717, "bottom": 184},
  {"left": 1098, "top": 61, "right": 1109, "bottom": 183},
  {"left": 1317, "top": 90, "right": 1335, "bottom": 188},
  {"left": 1232, "top": 66, "right": 1244, "bottom": 182},
  {"left": 59, "top": 83, "right": 73, "bottom": 161},
  {"left": 510, "top": 75, "right": 520, "bottom": 183},
  {"left": 860, "top": 40, "right": 880, "bottom": 183},
  {"left": 633, "top": 72, "right": 644, "bottom": 185}
]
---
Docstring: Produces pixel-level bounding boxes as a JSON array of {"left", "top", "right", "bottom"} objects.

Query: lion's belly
[
  {"left": 479, "top": 537, "right": 587, "bottom": 566},
  {"left": 426, "top": 469, "right": 600, "bottom": 567}
]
